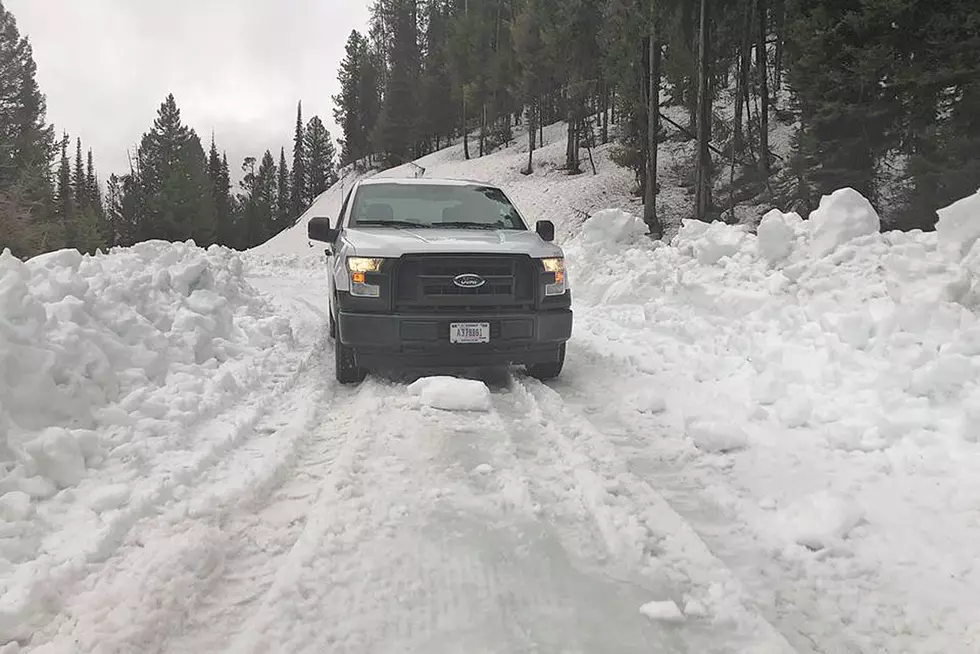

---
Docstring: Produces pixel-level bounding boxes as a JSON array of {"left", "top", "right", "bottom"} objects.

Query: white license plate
[{"left": 450, "top": 322, "right": 490, "bottom": 344}]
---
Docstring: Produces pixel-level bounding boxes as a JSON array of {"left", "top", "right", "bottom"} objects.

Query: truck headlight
[
  {"left": 347, "top": 257, "right": 385, "bottom": 273},
  {"left": 347, "top": 257, "right": 385, "bottom": 297},
  {"left": 541, "top": 257, "right": 567, "bottom": 296}
]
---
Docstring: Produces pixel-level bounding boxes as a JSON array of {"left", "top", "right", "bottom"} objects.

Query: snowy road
[{"left": 19, "top": 269, "right": 799, "bottom": 654}]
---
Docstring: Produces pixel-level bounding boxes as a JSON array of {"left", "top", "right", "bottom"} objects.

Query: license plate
[{"left": 450, "top": 322, "right": 490, "bottom": 344}]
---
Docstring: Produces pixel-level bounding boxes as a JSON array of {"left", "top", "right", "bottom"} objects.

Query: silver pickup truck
[{"left": 307, "top": 178, "right": 573, "bottom": 384}]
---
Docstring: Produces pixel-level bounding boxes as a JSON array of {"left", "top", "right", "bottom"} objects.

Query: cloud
[{"left": 6, "top": 0, "right": 369, "bottom": 179}]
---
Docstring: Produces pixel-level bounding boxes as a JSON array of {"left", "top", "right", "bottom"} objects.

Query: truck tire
[
  {"left": 527, "top": 344, "right": 565, "bottom": 381},
  {"left": 328, "top": 309, "right": 337, "bottom": 339},
  {"left": 335, "top": 336, "right": 366, "bottom": 384}
]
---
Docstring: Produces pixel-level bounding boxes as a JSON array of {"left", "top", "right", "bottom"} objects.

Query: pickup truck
[{"left": 307, "top": 178, "right": 573, "bottom": 384}]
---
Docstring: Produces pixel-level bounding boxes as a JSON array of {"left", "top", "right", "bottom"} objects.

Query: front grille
[{"left": 394, "top": 254, "right": 535, "bottom": 312}]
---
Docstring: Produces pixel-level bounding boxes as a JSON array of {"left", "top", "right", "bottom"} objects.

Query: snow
[
  {"left": 685, "top": 418, "right": 749, "bottom": 453},
  {"left": 936, "top": 188, "right": 980, "bottom": 258},
  {"left": 775, "top": 490, "right": 866, "bottom": 551},
  {"left": 408, "top": 376, "right": 492, "bottom": 412},
  {"left": 808, "top": 187, "right": 882, "bottom": 257},
  {"left": 639, "top": 600, "right": 685, "bottom": 623},
  {"left": 756, "top": 209, "right": 802, "bottom": 263},
  {"left": 5, "top": 113, "right": 980, "bottom": 654}
]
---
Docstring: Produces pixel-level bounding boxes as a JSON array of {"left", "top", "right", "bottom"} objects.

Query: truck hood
[{"left": 342, "top": 227, "right": 563, "bottom": 258}]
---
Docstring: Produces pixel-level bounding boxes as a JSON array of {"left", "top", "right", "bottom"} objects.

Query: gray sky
[{"left": 7, "top": 0, "right": 370, "bottom": 182}]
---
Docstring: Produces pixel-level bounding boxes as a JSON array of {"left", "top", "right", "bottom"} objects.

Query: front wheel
[
  {"left": 334, "top": 335, "right": 366, "bottom": 384},
  {"left": 527, "top": 344, "right": 566, "bottom": 381}
]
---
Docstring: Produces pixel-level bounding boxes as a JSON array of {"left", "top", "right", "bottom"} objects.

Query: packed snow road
[{"left": 19, "top": 270, "right": 793, "bottom": 654}]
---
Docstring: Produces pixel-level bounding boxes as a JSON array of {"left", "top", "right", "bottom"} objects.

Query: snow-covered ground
[{"left": 3, "top": 119, "right": 980, "bottom": 653}]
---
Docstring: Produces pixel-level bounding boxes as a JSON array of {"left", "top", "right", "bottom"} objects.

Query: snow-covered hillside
[{"left": 3, "top": 118, "right": 980, "bottom": 653}]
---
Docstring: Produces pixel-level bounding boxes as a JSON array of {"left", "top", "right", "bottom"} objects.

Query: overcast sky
[{"left": 7, "top": 0, "right": 370, "bottom": 182}]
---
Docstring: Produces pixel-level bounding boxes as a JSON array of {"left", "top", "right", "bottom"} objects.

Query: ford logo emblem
[{"left": 453, "top": 273, "right": 486, "bottom": 289}]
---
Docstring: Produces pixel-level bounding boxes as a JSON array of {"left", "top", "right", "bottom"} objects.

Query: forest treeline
[{"left": 333, "top": 0, "right": 980, "bottom": 234}]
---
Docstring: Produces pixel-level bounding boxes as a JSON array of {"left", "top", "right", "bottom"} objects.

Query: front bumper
[{"left": 338, "top": 309, "right": 573, "bottom": 368}]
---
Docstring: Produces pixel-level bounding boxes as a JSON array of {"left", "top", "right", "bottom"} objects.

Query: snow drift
[
  {"left": 0, "top": 241, "right": 293, "bottom": 493},
  {"left": 568, "top": 189, "right": 980, "bottom": 448}
]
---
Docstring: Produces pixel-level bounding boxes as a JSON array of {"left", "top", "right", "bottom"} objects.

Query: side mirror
[
  {"left": 308, "top": 216, "right": 339, "bottom": 243},
  {"left": 535, "top": 220, "right": 555, "bottom": 242}
]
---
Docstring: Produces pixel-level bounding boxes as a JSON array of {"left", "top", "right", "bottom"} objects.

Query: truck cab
[{"left": 307, "top": 178, "right": 573, "bottom": 384}]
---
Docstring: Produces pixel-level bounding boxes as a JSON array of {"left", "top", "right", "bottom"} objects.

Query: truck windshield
[{"left": 348, "top": 183, "right": 528, "bottom": 230}]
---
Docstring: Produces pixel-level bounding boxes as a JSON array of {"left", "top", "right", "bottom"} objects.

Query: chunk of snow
[
  {"left": 808, "top": 188, "right": 881, "bottom": 257},
  {"left": 84, "top": 484, "right": 131, "bottom": 513},
  {"left": 582, "top": 208, "right": 648, "bottom": 245},
  {"left": 624, "top": 390, "right": 667, "bottom": 414},
  {"left": 936, "top": 189, "right": 980, "bottom": 259},
  {"left": 639, "top": 600, "right": 685, "bottom": 623},
  {"left": 777, "top": 491, "right": 864, "bottom": 550},
  {"left": 472, "top": 463, "right": 493, "bottom": 475},
  {"left": 676, "top": 220, "right": 746, "bottom": 265},
  {"left": 757, "top": 210, "right": 800, "bottom": 263},
  {"left": 685, "top": 418, "right": 748, "bottom": 453},
  {"left": 682, "top": 599, "right": 708, "bottom": 618},
  {"left": 408, "top": 376, "right": 492, "bottom": 412},
  {"left": 23, "top": 427, "right": 86, "bottom": 489},
  {"left": 0, "top": 491, "right": 33, "bottom": 521},
  {"left": 774, "top": 393, "right": 813, "bottom": 428}
]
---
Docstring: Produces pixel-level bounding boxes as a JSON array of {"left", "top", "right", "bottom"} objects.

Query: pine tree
[
  {"left": 255, "top": 150, "right": 278, "bottom": 244},
  {"left": 291, "top": 102, "right": 307, "bottom": 218},
  {"left": 304, "top": 116, "right": 338, "bottom": 204},
  {"left": 207, "top": 136, "right": 235, "bottom": 247},
  {"left": 0, "top": 0, "right": 56, "bottom": 256},
  {"left": 104, "top": 173, "right": 123, "bottom": 248},
  {"left": 239, "top": 156, "right": 259, "bottom": 248},
  {"left": 420, "top": 0, "right": 454, "bottom": 152},
  {"left": 133, "top": 94, "right": 216, "bottom": 244},
  {"left": 334, "top": 30, "right": 371, "bottom": 166},
  {"left": 375, "top": 0, "right": 421, "bottom": 166},
  {"left": 55, "top": 134, "right": 73, "bottom": 238},
  {"left": 513, "top": 0, "right": 546, "bottom": 174},
  {"left": 73, "top": 137, "right": 85, "bottom": 210},
  {"left": 85, "top": 150, "right": 101, "bottom": 216},
  {"left": 276, "top": 147, "right": 290, "bottom": 231}
]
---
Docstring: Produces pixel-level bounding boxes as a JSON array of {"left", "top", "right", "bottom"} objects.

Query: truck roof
[{"left": 358, "top": 177, "right": 494, "bottom": 188}]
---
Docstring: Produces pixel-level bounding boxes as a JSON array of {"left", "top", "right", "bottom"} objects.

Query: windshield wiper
[
  {"left": 438, "top": 221, "right": 509, "bottom": 230},
  {"left": 355, "top": 220, "right": 429, "bottom": 229}
]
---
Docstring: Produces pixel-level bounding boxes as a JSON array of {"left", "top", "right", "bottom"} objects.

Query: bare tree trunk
[
  {"left": 601, "top": 82, "right": 609, "bottom": 144},
  {"left": 756, "top": 0, "right": 771, "bottom": 178},
  {"left": 694, "top": 0, "right": 712, "bottom": 221},
  {"left": 644, "top": 25, "right": 663, "bottom": 237},
  {"left": 734, "top": 0, "right": 751, "bottom": 152},
  {"left": 479, "top": 104, "right": 486, "bottom": 156},
  {"left": 524, "top": 101, "right": 537, "bottom": 175},
  {"left": 773, "top": 0, "right": 786, "bottom": 104},
  {"left": 462, "top": 96, "right": 470, "bottom": 160},
  {"left": 566, "top": 96, "right": 581, "bottom": 173}
]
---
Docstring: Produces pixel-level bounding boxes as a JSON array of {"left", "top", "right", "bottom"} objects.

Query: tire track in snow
[
  {"left": 559, "top": 332, "right": 878, "bottom": 653},
  {"left": 176, "top": 377, "right": 680, "bottom": 653},
  {"left": 500, "top": 373, "right": 798, "bottom": 653}
]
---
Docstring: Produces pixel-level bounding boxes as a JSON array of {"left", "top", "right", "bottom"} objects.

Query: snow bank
[
  {"left": 936, "top": 189, "right": 980, "bottom": 259},
  {"left": 0, "top": 242, "right": 292, "bottom": 492},
  {"left": 408, "top": 376, "right": 492, "bottom": 412},
  {"left": 565, "top": 188, "right": 976, "bottom": 441}
]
